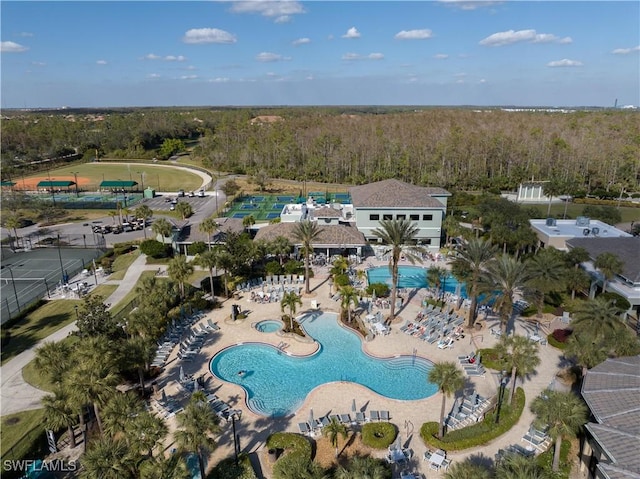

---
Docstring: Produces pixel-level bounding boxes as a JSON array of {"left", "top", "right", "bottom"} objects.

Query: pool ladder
[{"left": 277, "top": 341, "right": 289, "bottom": 352}]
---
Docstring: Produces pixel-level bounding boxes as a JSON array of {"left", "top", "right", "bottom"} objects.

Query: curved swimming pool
[
  {"left": 210, "top": 313, "right": 437, "bottom": 417},
  {"left": 367, "top": 265, "right": 467, "bottom": 295}
]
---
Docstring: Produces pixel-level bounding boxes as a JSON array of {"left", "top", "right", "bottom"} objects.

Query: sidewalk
[{"left": 0, "top": 253, "right": 161, "bottom": 416}]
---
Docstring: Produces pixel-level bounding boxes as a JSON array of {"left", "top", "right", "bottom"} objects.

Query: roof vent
[
  {"left": 583, "top": 228, "right": 591, "bottom": 236},
  {"left": 576, "top": 216, "right": 590, "bottom": 227},
  {"left": 545, "top": 218, "right": 556, "bottom": 226},
  {"left": 591, "top": 227, "right": 600, "bottom": 236}
]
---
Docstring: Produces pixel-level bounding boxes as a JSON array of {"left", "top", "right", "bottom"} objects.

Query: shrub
[
  {"left": 366, "top": 282, "right": 390, "bottom": 298},
  {"left": 265, "top": 260, "right": 283, "bottom": 276},
  {"left": 333, "top": 273, "right": 350, "bottom": 287},
  {"left": 187, "top": 241, "right": 207, "bottom": 256},
  {"left": 113, "top": 241, "right": 137, "bottom": 256},
  {"left": 207, "top": 453, "right": 257, "bottom": 479},
  {"left": 283, "top": 260, "right": 304, "bottom": 275},
  {"left": 265, "top": 432, "right": 312, "bottom": 461},
  {"left": 598, "top": 292, "right": 631, "bottom": 311},
  {"left": 361, "top": 422, "right": 397, "bottom": 449},
  {"left": 420, "top": 388, "right": 526, "bottom": 451},
  {"left": 140, "top": 239, "right": 172, "bottom": 258},
  {"left": 552, "top": 329, "right": 572, "bottom": 343},
  {"left": 476, "top": 348, "right": 502, "bottom": 371}
]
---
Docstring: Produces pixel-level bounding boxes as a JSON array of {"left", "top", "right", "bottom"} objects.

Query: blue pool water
[
  {"left": 367, "top": 265, "right": 466, "bottom": 296},
  {"left": 210, "top": 313, "right": 436, "bottom": 417},
  {"left": 185, "top": 453, "right": 201, "bottom": 479},
  {"left": 255, "top": 320, "right": 283, "bottom": 333}
]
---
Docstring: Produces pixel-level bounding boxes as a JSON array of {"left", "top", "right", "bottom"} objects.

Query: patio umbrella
[
  {"left": 352, "top": 399, "right": 357, "bottom": 413},
  {"left": 372, "top": 289, "right": 376, "bottom": 301},
  {"left": 193, "top": 378, "right": 199, "bottom": 393},
  {"left": 161, "top": 389, "right": 168, "bottom": 403},
  {"left": 309, "top": 408, "right": 314, "bottom": 426},
  {"left": 179, "top": 366, "right": 185, "bottom": 383}
]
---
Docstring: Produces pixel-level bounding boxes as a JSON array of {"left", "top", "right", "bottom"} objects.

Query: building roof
[
  {"left": 254, "top": 222, "right": 366, "bottom": 247},
  {"left": 0, "top": 181, "right": 16, "bottom": 187},
  {"left": 36, "top": 180, "right": 75, "bottom": 187},
  {"left": 530, "top": 219, "right": 630, "bottom": 241},
  {"left": 313, "top": 206, "right": 342, "bottom": 218},
  {"left": 582, "top": 356, "right": 640, "bottom": 476},
  {"left": 566, "top": 237, "right": 640, "bottom": 283},
  {"left": 99, "top": 180, "right": 138, "bottom": 188},
  {"left": 349, "top": 179, "right": 449, "bottom": 209}
]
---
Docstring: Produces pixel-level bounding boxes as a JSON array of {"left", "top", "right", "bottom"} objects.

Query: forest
[{"left": 1, "top": 106, "right": 638, "bottom": 196}]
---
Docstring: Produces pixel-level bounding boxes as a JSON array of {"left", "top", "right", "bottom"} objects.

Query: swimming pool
[
  {"left": 254, "top": 320, "right": 283, "bottom": 333},
  {"left": 367, "top": 265, "right": 466, "bottom": 296},
  {"left": 210, "top": 313, "right": 436, "bottom": 417}
]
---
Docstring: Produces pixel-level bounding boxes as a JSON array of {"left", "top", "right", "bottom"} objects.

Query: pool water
[
  {"left": 255, "top": 320, "right": 283, "bottom": 333},
  {"left": 367, "top": 265, "right": 467, "bottom": 296},
  {"left": 210, "top": 313, "right": 436, "bottom": 417}
]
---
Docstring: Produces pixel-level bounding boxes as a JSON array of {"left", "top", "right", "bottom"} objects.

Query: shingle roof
[
  {"left": 566, "top": 237, "right": 640, "bottom": 283},
  {"left": 254, "top": 222, "right": 366, "bottom": 247},
  {"left": 349, "top": 179, "right": 449, "bottom": 208},
  {"left": 582, "top": 356, "right": 640, "bottom": 475},
  {"left": 313, "top": 207, "right": 342, "bottom": 218}
]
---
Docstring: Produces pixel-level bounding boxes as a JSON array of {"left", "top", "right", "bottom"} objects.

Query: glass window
[
  {"left": 410, "top": 214, "right": 419, "bottom": 221},
  {"left": 396, "top": 214, "right": 406, "bottom": 220},
  {"left": 383, "top": 214, "right": 392, "bottom": 220},
  {"left": 369, "top": 214, "right": 379, "bottom": 220},
  {"left": 423, "top": 214, "right": 433, "bottom": 221}
]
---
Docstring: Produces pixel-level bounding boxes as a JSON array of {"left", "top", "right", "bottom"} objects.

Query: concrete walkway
[{"left": 0, "top": 253, "right": 164, "bottom": 416}]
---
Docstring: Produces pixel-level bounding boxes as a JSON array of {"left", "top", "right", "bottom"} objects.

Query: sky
[{"left": 1, "top": 1, "right": 638, "bottom": 108}]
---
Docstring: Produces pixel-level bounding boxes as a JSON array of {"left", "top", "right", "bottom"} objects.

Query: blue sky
[{"left": 1, "top": 1, "right": 638, "bottom": 108}]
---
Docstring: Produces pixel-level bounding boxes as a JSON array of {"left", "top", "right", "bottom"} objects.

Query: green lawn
[
  {"left": 21, "top": 336, "right": 79, "bottom": 393},
  {"left": 527, "top": 203, "right": 640, "bottom": 223},
  {"left": 24, "top": 162, "right": 204, "bottom": 192},
  {"left": 108, "top": 249, "right": 141, "bottom": 280},
  {"left": 0, "top": 409, "right": 46, "bottom": 460},
  {"left": 109, "top": 270, "right": 159, "bottom": 318}
]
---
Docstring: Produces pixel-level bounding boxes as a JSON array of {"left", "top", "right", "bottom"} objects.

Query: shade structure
[
  {"left": 193, "top": 379, "right": 199, "bottom": 393},
  {"left": 179, "top": 366, "right": 185, "bottom": 383},
  {"left": 161, "top": 389, "right": 168, "bottom": 403},
  {"left": 309, "top": 408, "right": 314, "bottom": 426},
  {"left": 352, "top": 399, "right": 357, "bottom": 412}
]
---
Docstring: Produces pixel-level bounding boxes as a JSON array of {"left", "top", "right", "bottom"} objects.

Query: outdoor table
[
  {"left": 429, "top": 452, "right": 446, "bottom": 469},
  {"left": 529, "top": 334, "right": 541, "bottom": 342}
]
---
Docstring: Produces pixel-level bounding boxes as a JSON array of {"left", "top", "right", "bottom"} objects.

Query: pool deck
[{"left": 158, "top": 257, "right": 567, "bottom": 478}]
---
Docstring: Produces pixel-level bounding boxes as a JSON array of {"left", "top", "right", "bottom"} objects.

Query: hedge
[
  {"left": 267, "top": 432, "right": 313, "bottom": 479},
  {"left": 420, "top": 388, "right": 525, "bottom": 451},
  {"left": 361, "top": 422, "right": 397, "bottom": 449},
  {"left": 207, "top": 453, "right": 257, "bottom": 479}
]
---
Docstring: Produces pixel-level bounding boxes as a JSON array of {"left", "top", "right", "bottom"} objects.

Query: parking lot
[{"left": 141, "top": 192, "right": 214, "bottom": 212}]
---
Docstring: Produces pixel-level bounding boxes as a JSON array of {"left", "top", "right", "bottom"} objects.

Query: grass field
[
  {"left": 20, "top": 161, "right": 204, "bottom": 193},
  {"left": 0, "top": 409, "right": 46, "bottom": 460},
  {"left": 528, "top": 203, "right": 640, "bottom": 224},
  {"left": 109, "top": 270, "right": 158, "bottom": 318},
  {"left": 107, "top": 249, "right": 141, "bottom": 281}
]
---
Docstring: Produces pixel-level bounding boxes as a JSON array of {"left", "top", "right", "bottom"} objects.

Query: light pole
[
  {"left": 57, "top": 234, "right": 66, "bottom": 284},
  {"left": 74, "top": 304, "right": 79, "bottom": 321},
  {"left": 495, "top": 370, "right": 508, "bottom": 424},
  {"left": 229, "top": 409, "right": 242, "bottom": 465},
  {"left": 71, "top": 171, "right": 79, "bottom": 197},
  {"left": 137, "top": 171, "right": 144, "bottom": 192},
  {"left": 6, "top": 265, "right": 21, "bottom": 313},
  {"left": 328, "top": 278, "right": 334, "bottom": 298}
]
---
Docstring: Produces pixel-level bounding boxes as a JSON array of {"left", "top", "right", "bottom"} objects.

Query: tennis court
[
  {"left": 0, "top": 248, "right": 103, "bottom": 322},
  {"left": 224, "top": 192, "right": 352, "bottom": 221}
]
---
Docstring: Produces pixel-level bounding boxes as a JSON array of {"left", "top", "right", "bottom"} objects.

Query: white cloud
[
  {"left": 18, "top": 32, "right": 33, "bottom": 37},
  {"left": 183, "top": 28, "right": 237, "bottom": 44},
  {"left": 438, "top": 0, "right": 503, "bottom": 11},
  {"left": 479, "top": 78, "right": 487, "bottom": 83},
  {"left": 96, "top": 60, "right": 108, "bottom": 65},
  {"left": 228, "top": 1, "right": 305, "bottom": 20},
  {"left": 147, "top": 73, "right": 161, "bottom": 79},
  {"left": 255, "top": 52, "right": 291, "bottom": 62},
  {"left": 342, "top": 27, "right": 361, "bottom": 39},
  {"left": 547, "top": 59, "right": 583, "bottom": 67},
  {"left": 145, "top": 53, "right": 187, "bottom": 62},
  {"left": 180, "top": 75, "right": 198, "bottom": 80},
  {"left": 31, "top": 61, "right": 46, "bottom": 66},
  {"left": 185, "top": 65, "right": 197, "bottom": 70},
  {"left": 209, "top": 77, "right": 230, "bottom": 83},
  {"left": 274, "top": 16, "right": 291, "bottom": 24},
  {"left": 1, "top": 41, "right": 29, "bottom": 53},
  {"left": 306, "top": 75, "right": 314, "bottom": 80},
  {"left": 342, "top": 52, "right": 383, "bottom": 61},
  {"left": 434, "top": 53, "right": 449, "bottom": 59},
  {"left": 479, "top": 29, "right": 572, "bottom": 47},
  {"left": 394, "top": 29, "right": 433, "bottom": 40},
  {"left": 145, "top": 53, "right": 161, "bottom": 60},
  {"left": 612, "top": 45, "right": 640, "bottom": 55},
  {"left": 292, "top": 37, "right": 311, "bottom": 46}
]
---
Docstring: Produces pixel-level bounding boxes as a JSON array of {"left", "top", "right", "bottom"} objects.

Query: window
[
  {"left": 369, "top": 214, "right": 379, "bottom": 221},
  {"left": 410, "top": 214, "right": 419, "bottom": 221},
  {"left": 396, "top": 214, "right": 406, "bottom": 220},
  {"left": 423, "top": 214, "right": 433, "bottom": 221},
  {"left": 383, "top": 214, "right": 392, "bottom": 220}
]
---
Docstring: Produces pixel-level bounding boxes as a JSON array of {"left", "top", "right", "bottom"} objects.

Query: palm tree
[
  {"left": 126, "top": 411, "right": 168, "bottom": 457},
  {"left": 593, "top": 252, "right": 624, "bottom": 293},
  {"left": 196, "top": 250, "right": 217, "bottom": 297},
  {"left": 269, "top": 235, "right": 292, "bottom": 265},
  {"left": 134, "top": 204, "right": 153, "bottom": 239},
  {"left": 428, "top": 361, "right": 465, "bottom": 439},
  {"left": 42, "top": 387, "right": 78, "bottom": 449},
  {"left": 123, "top": 336, "right": 156, "bottom": 393},
  {"left": 450, "top": 238, "right": 498, "bottom": 328},
  {"left": 563, "top": 333, "right": 608, "bottom": 378},
  {"left": 108, "top": 210, "right": 118, "bottom": 225},
  {"left": 281, "top": 291, "right": 303, "bottom": 330},
  {"left": 426, "top": 266, "right": 448, "bottom": 302},
  {"left": 372, "top": 218, "right": 423, "bottom": 322},
  {"left": 443, "top": 459, "right": 492, "bottom": 479},
  {"left": 34, "top": 340, "right": 73, "bottom": 385},
  {"left": 167, "top": 255, "right": 194, "bottom": 298},
  {"left": 176, "top": 201, "right": 194, "bottom": 220},
  {"left": 530, "top": 390, "right": 588, "bottom": 472},
  {"left": 495, "top": 335, "right": 541, "bottom": 405},
  {"left": 542, "top": 178, "right": 564, "bottom": 216},
  {"left": 323, "top": 417, "right": 348, "bottom": 457},
  {"left": 571, "top": 297, "right": 625, "bottom": 340},
  {"left": 174, "top": 393, "right": 221, "bottom": 479},
  {"left": 80, "top": 437, "right": 136, "bottom": 479},
  {"left": 139, "top": 454, "right": 190, "bottom": 479},
  {"left": 442, "top": 214, "right": 462, "bottom": 247},
  {"left": 273, "top": 454, "right": 328, "bottom": 479},
  {"left": 151, "top": 217, "right": 173, "bottom": 243},
  {"left": 199, "top": 217, "right": 219, "bottom": 250},
  {"left": 340, "top": 285, "right": 359, "bottom": 323},
  {"left": 564, "top": 267, "right": 591, "bottom": 300},
  {"left": 101, "top": 392, "right": 145, "bottom": 441},
  {"left": 293, "top": 220, "right": 321, "bottom": 294},
  {"left": 485, "top": 254, "right": 534, "bottom": 334},
  {"left": 3, "top": 213, "right": 21, "bottom": 248},
  {"left": 565, "top": 246, "right": 590, "bottom": 270},
  {"left": 495, "top": 453, "right": 549, "bottom": 479},
  {"left": 242, "top": 214, "right": 256, "bottom": 232},
  {"left": 526, "top": 248, "right": 566, "bottom": 318},
  {"left": 334, "top": 454, "right": 390, "bottom": 479}
]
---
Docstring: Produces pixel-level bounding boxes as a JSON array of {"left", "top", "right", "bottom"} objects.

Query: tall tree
[
  {"left": 196, "top": 250, "right": 217, "bottom": 297},
  {"left": 175, "top": 201, "right": 194, "bottom": 220},
  {"left": 242, "top": 214, "right": 256, "bottom": 232},
  {"left": 269, "top": 236, "right": 292, "bottom": 265},
  {"left": 530, "top": 390, "right": 588, "bottom": 472},
  {"left": 564, "top": 267, "right": 591, "bottom": 300},
  {"left": 334, "top": 455, "right": 390, "bottom": 479},
  {"left": 76, "top": 294, "right": 121, "bottom": 339},
  {"left": 134, "top": 204, "right": 153, "bottom": 239},
  {"left": 495, "top": 335, "right": 541, "bottom": 405},
  {"left": 428, "top": 361, "right": 465, "bottom": 439},
  {"left": 593, "top": 252, "right": 624, "bottom": 293},
  {"left": 80, "top": 437, "right": 136, "bottom": 479},
  {"left": 293, "top": 220, "right": 321, "bottom": 294},
  {"left": 526, "top": 248, "right": 566, "bottom": 318},
  {"left": 426, "top": 266, "right": 448, "bottom": 302},
  {"left": 571, "top": 297, "right": 625, "bottom": 340},
  {"left": 495, "top": 453, "right": 550, "bottom": 479},
  {"left": 167, "top": 255, "right": 194, "bottom": 298},
  {"left": 139, "top": 454, "right": 189, "bottom": 479},
  {"left": 126, "top": 412, "right": 168, "bottom": 458},
  {"left": 450, "top": 238, "right": 498, "bottom": 328},
  {"left": 174, "top": 393, "right": 221, "bottom": 479},
  {"left": 340, "top": 285, "right": 359, "bottom": 323},
  {"left": 151, "top": 217, "right": 173, "bottom": 243},
  {"left": 42, "top": 387, "right": 78, "bottom": 449},
  {"left": 198, "top": 217, "right": 219, "bottom": 250},
  {"left": 485, "top": 255, "right": 534, "bottom": 334},
  {"left": 280, "top": 291, "right": 303, "bottom": 330},
  {"left": 323, "top": 417, "right": 349, "bottom": 458},
  {"left": 542, "top": 177, "right": 564, "bottom": 216},
  {"left": 101, "top": 392, "right": 145, "bottom": 441},
  {"left": 443, "top": 459, "right": 492, "bottom": 479},
  {"left": 372, "top": 218, "right": 423, "bottom": 322},
  {"left": 34, "top": 340, "right": 73, "bottom": 385}
]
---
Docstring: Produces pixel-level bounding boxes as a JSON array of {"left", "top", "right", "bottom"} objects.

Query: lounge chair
[
  {"left": 207, "top": 319, "right": 220, "bottom": 331},
  {"left": 340, "top": 413, "right": 351, "bottom": 424},
  {"left": 380, "top": 410, "right": 390, "bottom": 421},
  {"left": 369, "top": 410, "right": 380, "bottom": 421},
  {"left": 298, "top": 422, "right": 311, "bottom": 435},
  {"left": 355, "top": 412, "right": 366, "bottom": 423}
]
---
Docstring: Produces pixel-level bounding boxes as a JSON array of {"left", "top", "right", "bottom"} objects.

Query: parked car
[{"left": 178, "top": 189, "right": 185, "bottom": 197}]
